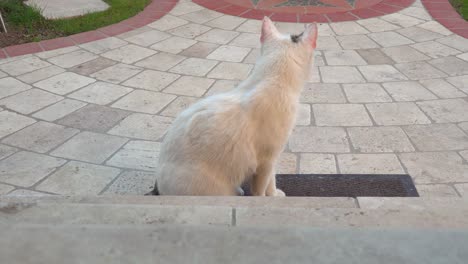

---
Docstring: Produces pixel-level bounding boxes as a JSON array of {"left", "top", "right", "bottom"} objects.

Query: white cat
[{"left": 151, "top": 17, "right": 318, "bottom": 196}]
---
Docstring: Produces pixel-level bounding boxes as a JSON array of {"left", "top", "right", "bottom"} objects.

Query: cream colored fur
[{"left": 155, "top": 17, "right": 318, "bottom": 196}]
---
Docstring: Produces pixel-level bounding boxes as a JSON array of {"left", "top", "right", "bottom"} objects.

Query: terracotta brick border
[
  {"left": 193, "top": 0, "right": 415, "bottom": 23},
  {"left": 421, "top": 0, "right": 468, "bottom": 38},
  {"left": 0, "top": 0, "right": 179, "bottom": 58}
]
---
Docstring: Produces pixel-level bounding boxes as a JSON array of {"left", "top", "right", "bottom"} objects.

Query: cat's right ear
[
  {"left": 260, "top": 16, "right": 279, "bottom": 43},
  {"left": 303, "top": 23, "right": 318, "bottom": 49}
]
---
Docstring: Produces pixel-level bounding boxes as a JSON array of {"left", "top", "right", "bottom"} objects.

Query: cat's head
[{"left": 260, "top": 17, "right": 318, "bottom": 67}]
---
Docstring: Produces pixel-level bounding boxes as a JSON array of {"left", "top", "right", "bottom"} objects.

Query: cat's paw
[{"left": 274, "top": 189, "right": 286, "bottom": 197}]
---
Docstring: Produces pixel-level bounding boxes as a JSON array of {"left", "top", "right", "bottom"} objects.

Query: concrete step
[
  {"left": 1, "top": 196, "right": 468, "bottom": 228},
  {"left": 1, "top": 224, "right": 467, "bottom": 264}
]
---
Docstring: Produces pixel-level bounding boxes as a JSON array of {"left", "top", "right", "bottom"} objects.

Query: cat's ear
[
  {"left": 303, "top": 23, "right": 318, "bottom": 49},
  {"left": 260, "top": 16, "right": 279, "bottom": 43}
]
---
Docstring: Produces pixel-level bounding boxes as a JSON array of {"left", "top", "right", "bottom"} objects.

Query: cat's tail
[{"left": 145, "top": 181, "right": 160, "bottom": 196}]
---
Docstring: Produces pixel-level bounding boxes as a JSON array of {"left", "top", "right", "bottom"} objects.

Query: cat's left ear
[
  {"left": 260, "top": 16, "right": 280, "bottom": 43},
  {"left": 303, "top": 23, "right": 318, "bottom": 49}
]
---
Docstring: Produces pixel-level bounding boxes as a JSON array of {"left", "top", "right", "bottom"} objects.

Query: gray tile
[
  {"left": 167, "top": 23, "right": 211, "bottom": 38},
  {"left": 106, "top": 140, "right": 161, "bottom": 171},
  {"left": 32, "top": 99, "right": 87, "bottom": 122},
  {"left": 417, "top": 99, "right": 468, "bottom": 123},
  {"left": 150, "top": 36, "right": 197, "bottom": 54},
  {"left": 0, "top": 77, "right": 31, "bottom": 99},
  {"left": 289, "top": 127, "right": 350, "bottom": 153},
  {"left": 320, "top": 66, "right": 365, "bottom": 83},
  {"left": 68, "top": 82, "right": 133, "bottom": 105},
  {"left": 36, "top": 161, "right": 120, "bottom": 195},
  {"left": 69, "top": 57, "right": 117, "bottom": 76},
  {"left": 366, "top": 102, "right": 431, "bottom": 125},
  {"left": 0, "top": 111, "right": 36, "bottom": 139},
  {"left": 57, "top": 104, "right": 130, "bottom": 133},
  {"left": 90, "top": 63, "right": 142, "bottom": 84},
  {"left": 147, "top": 14, "right": 188, "bottom": 31},
  {"left": 108, "top": 113, "right": 173, "bottom": 141},
  {"left": 313, "top": 104, "right": 372, "bottom": 126},
  {"left": 395, "top": 61, "right": 447, "bottom": 80},
  {"left": 299, "top": 154, "right": 337, "bottom": 174},
  {"left": 323, "top": 50, "right": 367, "bottom": 66},
  {"left": 205, "top": 80, "right": 239, "bottom": 96},
  {"left": 356, "top": 49, "right": 394, "bottom": 65},
  {"left": 437, "top": 35, "right": 468, "bottom": 52},
  {"left": 208, "top": 15, "right": 246, "bottom": 31},
  {"left": 446, "top": 75, "right": 468, "bottom": 93},
  {"left": 2, "top": 121, "right": 79, "bottom": 153},
  {"left": 0, "top": 144, "right": 17, "bottom": 160},
  {"left": 300, "top": 83, "right": 347, "bottom": 104},
  {"left": 429, "top": 57, "right": 468, "bottom": 76},
  {"left": 0, "top": 56, "right": 51, "bottom": 76},
  {"left": 160, "top": 96, "right": 199, "bottom": 118},
  {"left": 382, "top": 46, "right": 429, "bottom": 63},
  {"left": 330, "top": 22, "right": 369, "bottom": 35},
  {"left": 34, "top": 72, "right": 96, "bottom": 95},
  {"left": 404, "top": 124, "right": 468, "bottom": 151},
  {"left": 48, "top": 50, "right": 98, "bottom": 68},
  {"left": 104, "top": 170, "right": 157, "bottom": 195},
  {"left": 101, "top": 44, "right": 156, "bottom": 64},
  {"left": 179, "top": 42, "right": 220, "bottom": 58},
  {"left": 135, "top": 53, "right": 186, "bottom": 71},
  {"left": 0, "top": 89, "right": 62, "bottom": 114},
  {"left": 0, "top": 151, "right": 65, "bottom": 187},
  {"left": 368, "top": 32, "right": 414, "bottom": 47},
  {"left": 296, "top": 104, "right": 311, "bottom": 126},
  {"left": 206, "top": 45, "right": 251, "bottom": 62},
  {"left": 358, "top": 65, "right": 408, "bottom": 82},
  {"left": 383, "top": 81, "right": 436, "bottom": 101},
  {"left": 163, "top": 76, "right": 214, "bottom": 97},
  {"left": 111, "top": 90, "right": 176, "bottom": 114},
  {"left": 337, "top": 154, "right": 404, "bottom": 174},
  {"left": 336, "top": 35, "right": 380, "bottom": 50},
  {"left": 419, "top": 79, "right": 466, "bottom": 98},
  {"left": 348, "top": 127, "right": 415, "bottom": 153},
  {"left": 207, "top": 62, "right": 252, "bottom": 80},
  {"left": 122, "top": 70, "right": 180, "bottom": 91},
  {"left": 195, "top": 29, "right": 240, "bottom": 44},
  {"left": 411, "top": 41, "right": 460, "bottom": 59},
  {"left": 0, "top": 183, "right": 14, "bottom": 195},
  {"left": 343, "top": 83, "right": 392, "bottom": 103},
  {"left": 416, "top": 184, "right": 459, "bottom": 197},
  {"left": 79, "top": 37, "right": 128, "bottom": 54},
  {"left": 397, "top": 27, "right": 444, "bottom": 42},
  {"left": 170, "top": 58, "right": 218, "bottom": 77},
  {"left": 50, "top": 132, "right": 128, "bottom": 164},
  {"left": 17, "top": 65, "right": 66, "bottom": 84},
  {"left": 125, "top": 30, "right": 171, "bottom": 47}
]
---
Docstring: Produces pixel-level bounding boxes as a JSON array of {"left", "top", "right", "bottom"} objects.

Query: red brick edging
[
  {"left": 193, "top": 0, "right": 415, "bottom": 23},
  {"left": 421, "top": 0, "right": 468, "bottom": 38},
  {"left": 0, "top": 0, "right": 179, "bottom": 59}
]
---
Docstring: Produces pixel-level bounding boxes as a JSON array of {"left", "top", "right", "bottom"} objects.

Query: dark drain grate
[{"left": 242, "top": 174, "right": 419, "bottom": 197}]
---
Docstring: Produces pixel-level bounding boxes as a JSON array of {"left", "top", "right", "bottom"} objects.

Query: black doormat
[{"left": 242, "top": 174, "right": 419, "bottom": 197}]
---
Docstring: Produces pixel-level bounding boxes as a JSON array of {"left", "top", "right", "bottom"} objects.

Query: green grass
[
  {"left": 449, "top": 0, "right": 468, "bottom": 20},
  {"left": 0, "top": 0, "right": 151, "bottom": 45}
]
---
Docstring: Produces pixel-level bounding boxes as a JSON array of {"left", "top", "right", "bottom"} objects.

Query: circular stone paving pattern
[{"left": 194, "top": 0, "right": 415, "bottom": 22}]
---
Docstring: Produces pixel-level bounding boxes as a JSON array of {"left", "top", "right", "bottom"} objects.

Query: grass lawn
[
  {"left": 449, "top": 0, "right": 468, "bottom": 20},
  {"left": 0, "top": 0, "right": 152, "bottom": 47}
]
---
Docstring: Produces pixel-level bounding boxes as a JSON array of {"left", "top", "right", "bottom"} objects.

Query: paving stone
[
  {"left": 0, "top": 144, "right": 17, "bottom": 160},
  {"left": 170, "top": 1, "right": 204, "bottom": 15},
  {"left": 106, "top": 140, "right": 161, "bottom": 171},
  {"left": 356, "top": 49, "right": 394, "bottom": 65},
  {"left": 207, "top": 45, "right": 251, "bottom": 62},
  {"left": 35, "top": 46, "right": 79, "bottom": 59},
  {"left": 317, "top": 23, "right": 335, "bottom": 36},
  {"left": 394, "top": 61, "right": 447, "bottom": 80},
  {"left": 0, "top": 151, "right": 65, "bottom": 187},
  {"left": 337, "top": 154, "right": 404, "bottom": 174},
  {"left": 399, "top": 6, "right": 432, "bottom": 20},
  {"left": 357, "top": 18, "right": 400, "bottom": 32},
  {"left": 397, "top": 27, "right": 444, "bottom": 42},
  {"left": 195, "top": 29, "right": 239, "bottom": 45},
  {"left": 336, "top": 35, "right": 380, "bottom": 50},
  {"left": 0, "top": 77, "right": 31, "bottom": 99},
  {"left": 111, "top": 90, "right": 176, "bottom": 114},
  {"left": 104, "top": 170, "right": 157, "bottom": 195},
  {"left": 90, "top": 63, "right": 142, "bottom": 84},
  {"left": 0, "top": 111, "right": 36, "bottom": 139},
  {"left": 32, "top": 99, "right": 87, "bottom": 122},
  {"left": 417, "top": 21, "right": 453, "bottom": 36},
  {"left": 419, "top": 79, "right": 466, "bottom": 99},
  {"left": 276, "top": 152, "right": 297, "bottom": 174},
  {"left": 446, "top": 75, "right": 468, "bottom": 93},
  {"left": 455, "top": 184, "right": 468, "bottom": 197},
  {"left": 148, "top": 15, "right": 188, "bottom": 31},
  {"left": 316, "top": 36, "right": 342, "bottom": 51},
  {"left": 348, "top": 127, "right": 415, "bottom": 153},
  {"left": 366, "top": 102, "right": 431, "bottom": 125},
  {"left": 0, "top": 89, "right": 62, "bottom": 114},
  {"left": 108, "top": 113, "right": 173, "bottom": 141},
  {"left": 308, "top": 66, "right": 321, "bottom": 83},
  {"left": 17, "top": 65, "right": 65, "bottom": 84},
  {"left": 411, "top": 41, "right": 460, "bottom": 59},
  {"left": 2, "top": 121, "right": 79, "bottom": 153},
  {"left": 69, "top": 82, "right": 132, "bottom": 105},
  {"left": 160, "top": 96, "right": 199, "bottom": 117},
  {"left": 368, "top": 32, "right": 414, "bottom": 47},
  {"left": 179, "top": 42, "right": 220, "bottom": 58},
  {"left": 36, "top": 161, "right": 120, "bottom": 195},
  {"left": 180, "top": 8, "right": 223, "bottom": 24},
  {"left": 343, "top": 83, "right": 392, "bottom": 103},
  {"left": 416, "top": 184, "right": 459, "bottom": 197},
  {"left": 207, "top": 62, "right": 252, "bottom": 80},
  {"left": 169, "top": 58, "right": 218, "bottom": 77},
  {"left": 135, "top": 53, "right": 186, "bottom": 71},
  {"left": 51, "top": 131, "right": 128, "bottom": 164},
  {"left": 358, "top": 65, "right": 407, "bottom": 82},
  {"left": 399, "top": 152, "right": 468, "bottom": 184},
  {"left": 330, "top": 22, "right": 369, "bottom": 35},
  {"left": 404, "top": 124, "right": 468, "bottom": 151},
  {"left": 299, "top": 153, "right": 337, "bottom": 174},
  {"left": 383, "top": 81, "right": 436, "bottom": 101},
  {"left": 381, "top": 13, "right": 424, "bottom": 28},
  {"left": 382, "top": 46, "right": 429, "bottom": 63},
  {"left": 0, "top": 183, "right": 14, "bottom": 195},
  {"left": 124, "top": 30, "right": 171, "bottom": 47},
  {"left": 205, "top": 80, "right": 239, "bottom": 96},
  {"left": 57, "top": 104, "right": 129, "bottom": 133},
  {"left": 122, "top": 70, "right": 180, "bottom": 91},
  {"left": 208, "top": 16, "right": 247, "bottom": 31},
  {"left": 79, "top": 37, "right": 127, "bottom": 54},
  {"left": 101, "top": 45, "right": 156, "bottom": 64},
  {"left": 163, "top": 76, "right": 214, "bottom": 97},
  {"left": 460, "top": 150, "right": 468, "bottom": 162},
  {"left": 229, "top": 33, "right": 261, "bottom": 48},
  {"left": 458, "top": 53, "right": 468, "bottom": 62},
  {"left": 289, "top": 127, "right": 350, "bottom": 153},
  {"left": 313, "top": 51, "right": 326, "bottom": 66},
  {"left": 459, "top": 122, "right": 468, "bottom": 133},
  {"left": 0, "top": 71, "right": 6, "bottom": 78},
  {"left": 417, "top": 99, "right": 468, "bottom": 123},
  {"left": 48, "top": 50, "right": 98, "bottom": 68},
  {"left": 313, "top": 104, "right": 372, "bottom": 127},
  {"left": 296, "top": 104, "right": 311, "bottom": 126},
  {"left": 235, "top": 19, "right": 262, "bottom": 33},
  {"left": 6, "top": 189, "right": 50, "bottom": 196},
  {"left": 323, "top": 50, "right": 366, "bottom": 66},
  {"left": 320, "top": 66, "right": 365, "bottom": 83},
  {"left": 0, "top": 56, "right": 51, "bottom": 76},
  {"left": 436, "top": 35, "right": 468, "bottom": 52},
  {"left": 168, "top": 23, "right": 211, "bottom": 39},
  {"left": 34, "top": 72, "right": 95, "bottom": 95},
  {"left": 150, "top": 36, "right": 197, "bottom": 54},
  {"left": 429, "top": 57, "right": 468, "bottom": 76}
]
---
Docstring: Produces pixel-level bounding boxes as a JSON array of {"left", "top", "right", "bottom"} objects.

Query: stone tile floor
[{"left": 1, "top": 0, "right": 468, "bottom": 198}]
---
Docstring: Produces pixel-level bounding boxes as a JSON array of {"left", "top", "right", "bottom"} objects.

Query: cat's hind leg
[
  {"left": 251, "top": 163, "right": 274, "bottom": 196},
  {"left": 266, "top": 176, "right": 285, "bottom": 197}
]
